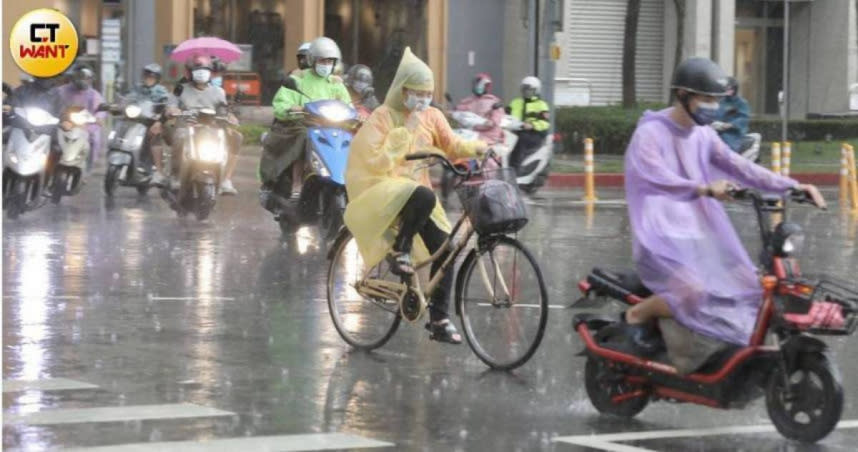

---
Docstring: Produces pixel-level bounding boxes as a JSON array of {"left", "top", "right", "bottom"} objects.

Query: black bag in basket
[{"left": 459, "top": 170, "right": 528, "bottom": 235}]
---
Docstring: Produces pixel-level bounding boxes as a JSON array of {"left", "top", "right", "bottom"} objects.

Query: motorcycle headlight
[
  {"left": 197, "top": 140, "right": 226, "bottom": 163},
  {"left": 70, "top": 110, "right": 93, "bottom": 126},
  {"left": 319, "top": 104, "right": 352, "bottom": 122},
  {"left": 773, "top": 222, "right": 804, "bottom": 257},
  {"left": 24, "top": 107, "right": 59, "bottom": 127},
  {"left": 125, "top": 105, "right": 142, "bottom": 119},
  {"left": 309, "top": 153, "right": 330, "bottom": 177}
]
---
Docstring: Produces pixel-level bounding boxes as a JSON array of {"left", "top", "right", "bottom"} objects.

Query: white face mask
[
  {"left": 192, "top": 69, "right": 211, "bottom": 84},
  {"left": 404, "top": 93, "right": 431, "bottom": 112},
  {"left": 315, "top": 63, "right": 334, "bottom": 78}
]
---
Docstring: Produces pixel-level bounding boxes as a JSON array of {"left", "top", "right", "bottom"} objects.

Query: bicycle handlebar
[
  {"left": 405, "top": 152, "right": 473, "bottom": 177},
  {"left": 727, "top": 187, "right": 823, "bottom": 209}
]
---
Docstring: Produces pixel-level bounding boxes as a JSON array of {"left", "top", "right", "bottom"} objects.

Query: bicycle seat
[{"left": 588, "top": 268, "right": 653, "bottom": 299}]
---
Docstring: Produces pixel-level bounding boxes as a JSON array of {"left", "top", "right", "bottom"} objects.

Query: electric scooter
[{"left": 574, "top": 188, "right": 855, "bottom": 443}]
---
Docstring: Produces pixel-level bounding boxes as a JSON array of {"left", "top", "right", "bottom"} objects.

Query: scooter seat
[{"left": 589, "top": 268, "right": 653, "bottom": 299}]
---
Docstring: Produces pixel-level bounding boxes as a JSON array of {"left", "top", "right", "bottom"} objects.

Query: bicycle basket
[{"left": 456, "top": 167, "right": 528, "bottom": 235}]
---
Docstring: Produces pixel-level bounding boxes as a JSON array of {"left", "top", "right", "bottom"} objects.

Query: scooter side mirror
[
  {"left": 282, "top": 76, "right": 298, "bottom": 91},
  {"left": 444, "top": 92, "right": 453, "bottom": 104}
]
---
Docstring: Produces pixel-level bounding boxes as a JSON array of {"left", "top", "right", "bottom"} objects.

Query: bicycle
[{"left": 327, "top": 152, "right": 549, "bottom": 370}]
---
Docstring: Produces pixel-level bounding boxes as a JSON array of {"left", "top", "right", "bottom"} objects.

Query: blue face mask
[
  {"left": 690, "top": 100, "right": 720, "bottom": 126},
  {"left": 211, "top": 76, "right": 223, "bottom": 88}
]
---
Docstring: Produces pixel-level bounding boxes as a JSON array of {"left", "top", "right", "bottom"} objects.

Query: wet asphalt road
[{"left": 3, "top": 149, "right": 858, "bottom": 451}]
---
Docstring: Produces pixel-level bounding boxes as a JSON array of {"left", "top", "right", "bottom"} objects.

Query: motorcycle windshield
[
  {"left": 304, "top": 100, "right": 358, "bottom": 124},
  {"left": 308, "top": 127, "right": 352, "bottom": 185}
]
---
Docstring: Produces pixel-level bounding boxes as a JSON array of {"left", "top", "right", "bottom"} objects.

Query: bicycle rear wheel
[
  {"left": 327, "top": 230, "right": 402, "bottom": 350},
  {"left": 456, "top": 235, "right": 548, "bottom": 370}
]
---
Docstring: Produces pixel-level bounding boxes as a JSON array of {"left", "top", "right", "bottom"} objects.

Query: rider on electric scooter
[
  {"left": 711, "top": 76, "right": 757, "bottom": 156},
  {"left": 455, "top": 73, "right": 504, "bottom": 145},
  {"left": 620, "top": 57, "right": 826, "bottom": 373},
  {"left": 507, "top": 76, "right": 549, "bottom": 172},
  {"left": 261, "top": 37, "right": 352, "bottom": 218}
]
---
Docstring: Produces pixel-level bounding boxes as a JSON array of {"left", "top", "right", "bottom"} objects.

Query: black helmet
[
  {"left": 211, "top": 56, "right": 227, "bottom": 74},
  {"left": 71, "top": 64, "right": 94, "bottom": 90},
  {"left": 671, "top": 57, "right": 729, "bottom": 97}
]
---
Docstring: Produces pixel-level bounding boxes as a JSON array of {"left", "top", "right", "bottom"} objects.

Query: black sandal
[
  {"left": 387, "top": 251, "right": 415, "bottom": 276},
  {"left": 425, "top": 319, "right": 462, "bottom": 345}
]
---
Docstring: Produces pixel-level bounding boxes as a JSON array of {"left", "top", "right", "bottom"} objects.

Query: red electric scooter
[{"left": 574, "top": 188, "right": 857, "bottom": 443}]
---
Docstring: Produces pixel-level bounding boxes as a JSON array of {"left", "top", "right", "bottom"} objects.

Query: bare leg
[
  {"left": 224, "top": 153, "right": 238, "bottom": 181},
  {"left": 625, "top": 295, "right": 673, "bottom": 325},
  {"left": 152, "top": 144, "right": 163, "bottom": 172}
]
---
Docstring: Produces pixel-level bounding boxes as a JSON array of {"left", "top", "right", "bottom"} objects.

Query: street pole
[{"left": 782, "top": 0, "right": 789, "bottom": 142}]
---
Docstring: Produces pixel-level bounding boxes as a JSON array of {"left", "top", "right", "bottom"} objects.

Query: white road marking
[
  {"left": 149, "top": 296, "right": 235, "bottom": 301},
  {"left": 2, "top": 295, "right": 80, "bottom": 300},
  {"left": 63, "top": 433, "right": 393, "bottom": 451},
  {"left": 3, "top": 378, "right": 99, "bottom": 393},
  {"left": 554, "top": 420, "right": 858, "bottom": 451},
  {"left": 476, "top": 303, "right": 566, "bottom": 309},
  {"left": 3, "top": 403, "right": 234, "bottom": 426}
]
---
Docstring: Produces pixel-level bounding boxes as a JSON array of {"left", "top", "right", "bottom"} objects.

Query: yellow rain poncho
[{"left": 344, "top": 48, "right": 484, "bottom": 269}]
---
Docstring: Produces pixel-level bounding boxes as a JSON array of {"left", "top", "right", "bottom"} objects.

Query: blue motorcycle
[{"left": 262, "top": 98, "right": 358, "bottom": 238}]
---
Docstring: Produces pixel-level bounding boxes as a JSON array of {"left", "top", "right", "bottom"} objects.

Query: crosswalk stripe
[
  {"left": 62, "top": 433, "right": 394, "bottom": 451},
  {"left": 3, "top": 403, "right": 233, "bottom": 426},
  {"left": 3, "top": 378, "right": 99, "bottom": 393}
]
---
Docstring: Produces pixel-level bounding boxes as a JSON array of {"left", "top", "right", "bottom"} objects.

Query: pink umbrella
[{"left": 170, "top": 37, "right": 243, "bottom": 63}]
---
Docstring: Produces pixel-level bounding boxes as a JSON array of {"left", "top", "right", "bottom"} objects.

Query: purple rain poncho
[{"left": 625, "top": 108, "right": 798, "bottom": 345}]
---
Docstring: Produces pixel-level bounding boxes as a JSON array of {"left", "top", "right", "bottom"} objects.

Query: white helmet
[
  {"left": 308, "top": 37, "right": 342, "bottom": 66},
  {"left": 521, "top": 76, "right": 541, "bottom": 95}
]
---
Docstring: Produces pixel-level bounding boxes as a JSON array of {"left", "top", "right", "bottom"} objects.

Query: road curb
[{"left": 547, "top": 172, "right": 842, "bottom": 188}]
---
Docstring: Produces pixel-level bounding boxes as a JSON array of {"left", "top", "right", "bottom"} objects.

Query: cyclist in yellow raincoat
[{"left": 344, "top": 47, "right": 488, "bottom": 344}]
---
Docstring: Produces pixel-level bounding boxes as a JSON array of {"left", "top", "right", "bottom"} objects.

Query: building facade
[{"left": 553, "top": 0, "right": 858, "bottom": 118}]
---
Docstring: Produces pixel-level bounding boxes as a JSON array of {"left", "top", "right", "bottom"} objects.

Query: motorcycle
[
  {"left": 573, "top": 188, "right": 855, "bottom": 443},
  {"left": 261, "top": 96, "right": 358, "bottom": 238},
  {"left": 50, "top": 107, "right": 96, "bottom": 204},
  {"left": 103, "top": 99, "right": 163, "bottom": 197},
  {"left": 2, "top": 106, "right": 57, "bottom": 218},
  {"left": 449, "top": 110, "right": 552, "bottom": 195},
  {"left": 162, "top": 108, "right": 231, "bottom": 221},
  {"left": 712, "top": 121, "right": 761, "bottom": 162}
]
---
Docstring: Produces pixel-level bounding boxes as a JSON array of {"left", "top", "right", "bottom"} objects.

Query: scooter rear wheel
[
  {"left": 766, "top": 352, "right": 843, "bottom": 443},
  {"left": 585, "top": 356, "right": 649, "bottom": 418}
]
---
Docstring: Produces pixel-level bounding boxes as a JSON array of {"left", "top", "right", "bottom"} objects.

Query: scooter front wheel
[
  {"left": 766, "top": 352, "right": 843, "bottom": 443},
  {"left": 585, "top": 356, "right": 649, "bottom": 418},
  {"left": 104, "top": 165, "right": 120, "bottom": 197},
  {"left": 194, "top": 181, "right": 217, "bottom": 221}
]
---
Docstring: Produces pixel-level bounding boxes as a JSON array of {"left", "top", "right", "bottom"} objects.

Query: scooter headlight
[
  {"left": 23, "top": 107, "right": 59, "bottom": 127},
  {"left": 309, "top": 153, "right": 330, "bottom": 177},
  {"left": 773, "top": 222, "right": 804, "bottom": 257},
  {"left": 318, "top": 103, "right": 352, "bottom": 123},
  {"left": 125, "top": 105, "right": 142, "bottom": 119}
]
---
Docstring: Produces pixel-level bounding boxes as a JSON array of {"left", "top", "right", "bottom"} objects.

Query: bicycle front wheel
[
  {"left": 327, "top": 230, "right": 402, "bottom": 350},
  {"left": 456, "top": 235, "right": 548, "bottom": 370}
]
